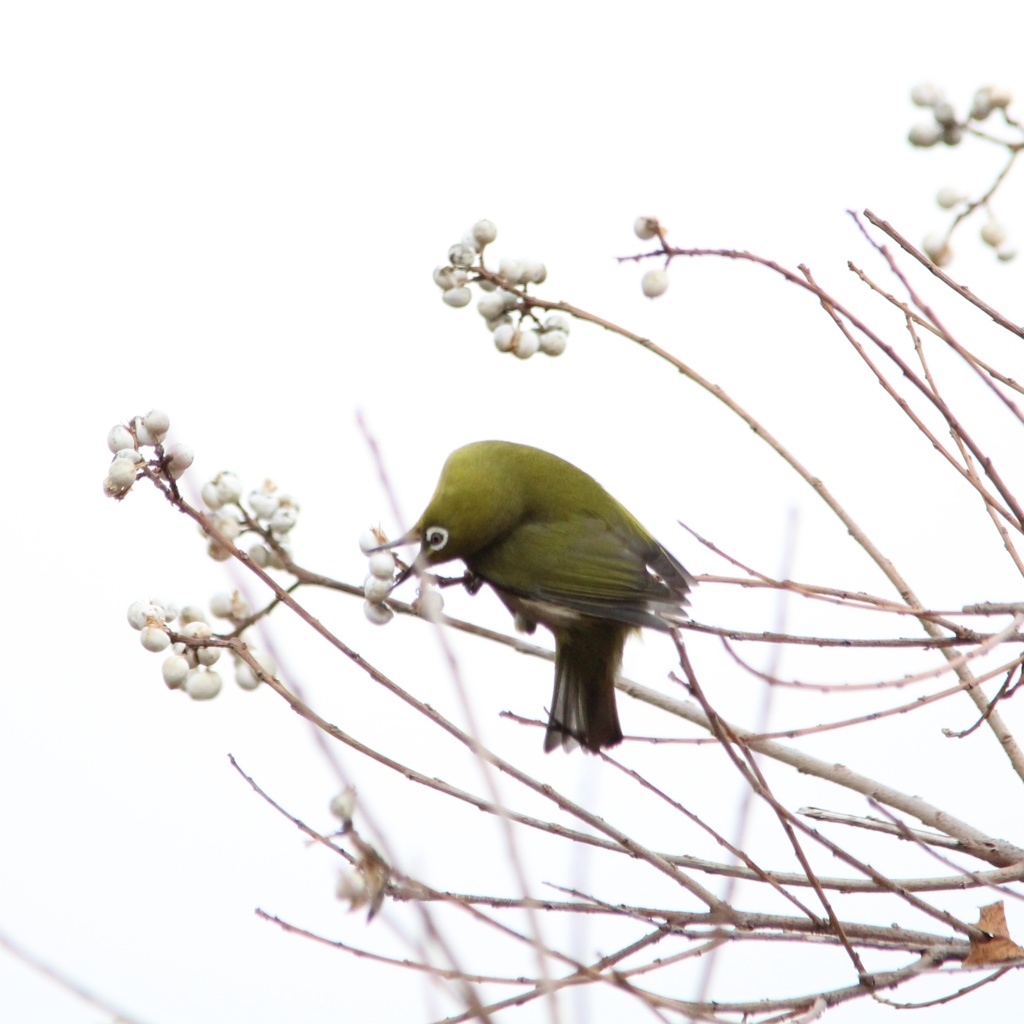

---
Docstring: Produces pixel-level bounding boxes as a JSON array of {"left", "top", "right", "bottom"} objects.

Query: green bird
[{"left": 386, "top": 441, "right": 693, "bottom": 752}]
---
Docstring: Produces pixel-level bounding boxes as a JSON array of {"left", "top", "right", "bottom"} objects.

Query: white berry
[
  {"left": 910, "top": 83, "right": 940, "bottom": 108},
  {"left": 642, "top": 269, "right": 669, "bottom": 297},
  {"left": 127, "top": 601, "right": 147, "bottom": 630},
  {"left": 235, "top": 660, "right": 259, "bottom": 690},
  {"left": 908, "top": 123, "right": 943, "bottom": 147},
  {"left": 234, "top": 650, "right": 273, "bottom": 691},
  {"left": 165, "top": 443, "right": 194, "bottom": 480},
  {"left": 634, "top": 216, "right": 659, "bottom": 240},
  {"left": 107, "top": 425, "right": 135, "bottom": 454},
  {"left": 433, "top": 265, "right": 457, "bottom": 289},
  {"left": 142, "top": 409, "right": 170, "bottom": 443},
  {"left": 471, "top": 220, "right": 497, "bottom": 246},
  {"left": 140, "top": 625, "right": 171, "bottom": 652},
  {"left": 268, "top": 543, "right": 291, "bottom": 570},
  {"left": 936, "top": 187, "right": 964, "bottom": 210},
  {"left": 196, "top": 646, "right": 221, "bottom": 666},
  {"left": 211, "top": 514, "right": 241, "bottom": 540},
  {"left": 363, "top": 600, "right": 394, "bottom": 625},
  {"left": 201, "top": 481, "right": 224, "bottom": 509},
  {"left": 358, "top": 529, "right": 381, "bottom": 554},
  {"left": 448, "top": 243, "right": 476, "bottom": 268},
  {"left": 498, "top": 258, "right": 523, "bottom": 283},
  {"left": 981, "top": 221, "right": 1007, "bottom": 248},
  {"left": 520, "top": 259, "right": 546, "bottom": 285},
  {"left": 367, "top": 550, "right": 396, "bottom": 580},
  {"left": 107, "top": 458, "right": 138, "bottom": 491},
  {"left": 269, "top": 506, "right": 299, "bottom": 535},
  {"left": 364, "top": 574, "right": 392, "bottom": 602},
  {"left": 329, "top": 787, "right": 358, "bottom": 823},
  {"left": 211, "top": 591, "right": 250, "bottom": 621},
  {"left": 248, "top": 490, "right": 280, "bottom": 520},
  {"left": 493, "top": 324, "right": 516, "bottom": 352},
  {"left": 514, "top": 329, "right": 540, "bottom": 359},
  {"left": 247, "top": 543, "right": 269, "bottom": 567},
  {"left": 442, "top": 287, "right": 472, "bottom": 308},
  {"left": 127, "top": 600, "right": 160, "bottom": 630},
  {"left": 540, "top": 330, "right": 568, "bottom": 356},
  {"left": 185, "top": 669, "right": 222, "bottom": 700},
  {"left": 922, "top": 234, "right": 953, "bottom": 266},
  {"left": 207, "top": 539, "right": 232, "bottom": 562},
  {"left": 132, "top": 416, "right": 156, "bottom": 447},
  {"left": 988, "top": 86, "right": 1013, "bottom": 109},
  {"left": 932, "top": 101, "right": 957, "bottom": 127},
  {"left": 477, "top": 294, "right": 508, "bottom": 320},
  {"left": 213, "top": 472, "right": 242, "bottom": 504},
  {"left": 970, "top": 89, "right": 993, "bottom": 121},
  {"left": 162, "top": 655, "right": 190, "bottom": 689},
  {"left": 416, "top": 588, "right": 444, "bottom": 619},
  {"left": 178, "top": 606, "right": 207, "bottom": 626}
]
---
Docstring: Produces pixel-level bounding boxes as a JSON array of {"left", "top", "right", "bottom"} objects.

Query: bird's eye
[{"left": 425, "top": 526, "right": 449, "bottom": 551}]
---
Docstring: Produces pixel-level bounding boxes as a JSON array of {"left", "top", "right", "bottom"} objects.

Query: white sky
[{"left": 2, "top": 2, "right": 1024, "bottom": 1022}]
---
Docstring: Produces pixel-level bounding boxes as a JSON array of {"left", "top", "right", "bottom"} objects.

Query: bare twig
[{"left": 863, "top": 209, "right": 1024, "bottom": 338}]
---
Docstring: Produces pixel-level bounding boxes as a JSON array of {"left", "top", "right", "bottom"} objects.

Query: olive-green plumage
[{"left": 404, "top": 441, "right": 693, "bottom": 752}]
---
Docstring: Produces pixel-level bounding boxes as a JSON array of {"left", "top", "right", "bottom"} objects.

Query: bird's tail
[{"left": 545, "top": 624, "right": 627, "bottom": 752}]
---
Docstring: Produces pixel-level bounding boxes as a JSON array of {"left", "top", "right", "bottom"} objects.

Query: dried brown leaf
[{"left": 963, "top": 901, "right": 1024, "bottom": 967}]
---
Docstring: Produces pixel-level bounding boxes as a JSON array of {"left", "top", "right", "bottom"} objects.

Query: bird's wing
[{"left": 470, "top": 517, "right": 692, "bottom": 631}]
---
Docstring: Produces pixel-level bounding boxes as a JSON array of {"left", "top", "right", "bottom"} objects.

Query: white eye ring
[{"left": 425, "top": 526, "right": 449, "bottom": 552}]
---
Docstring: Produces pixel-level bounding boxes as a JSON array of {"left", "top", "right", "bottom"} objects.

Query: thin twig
[{"left": 862, "top": 210, "right": 1024, "bottom": 339}]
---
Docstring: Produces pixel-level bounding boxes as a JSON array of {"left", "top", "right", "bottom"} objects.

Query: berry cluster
[
  {"left": 103, "top": 409, "right": 192, "bottom": 498},
  {"left": 909, "top": 83, "right": 1013, "bottom": 148},
  {"left": 200, "top": 472, "right": 301, "bottom": 568},
  {"left": 126, "top": 596, "right": 276, "bottom": 701},
  {"left": 433, "top": 219, "right": 570, "bottom": 359},
  {"left": 359, "top": 528, "right": 398, "bottom": 625},
  {"left": 104, "top": 411, "right": 301, "bottom": 569},
  {"left": 908, "top": 83, "right": 1019, "bottom": 266},
  {"left": 106, "top": 410, "right": 290, "bottom": 701},
  {"left": 358, "top": 528, "right": 444, "bottom": 626},
  {"left": 327, "top": 787, "right": 388, "bottom": 917}
]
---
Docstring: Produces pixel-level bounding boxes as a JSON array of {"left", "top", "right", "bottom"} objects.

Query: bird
[{"left": 383, "top": 441, "right": 693, "bottom": 752}]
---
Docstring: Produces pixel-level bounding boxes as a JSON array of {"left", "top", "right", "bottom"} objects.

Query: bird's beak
[
  {"left": 369, "top": 528, "right": 420, "bottom": 553},
  {"left": 370, "top": 528, "right": 422, "bottom": 588}
]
